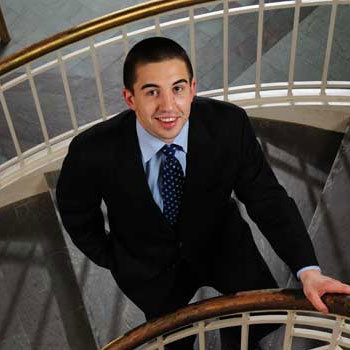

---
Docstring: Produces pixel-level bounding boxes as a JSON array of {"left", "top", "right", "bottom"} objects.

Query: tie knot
[{"left": 161, "top": 144, "right": 182, "bottom": 157}]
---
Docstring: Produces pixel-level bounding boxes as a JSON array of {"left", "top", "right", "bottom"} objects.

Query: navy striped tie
[{"left": 161, "top": 144, "right": 184, "bottom": 226}]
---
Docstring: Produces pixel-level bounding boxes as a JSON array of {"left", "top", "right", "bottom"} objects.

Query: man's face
[{"left": 123, "top": 59, "right": 196, "bottom": 144}]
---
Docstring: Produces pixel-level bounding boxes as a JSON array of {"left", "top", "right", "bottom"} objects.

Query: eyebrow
[{"left": 141, "top": 79, "right": 189, "bottom": 90}]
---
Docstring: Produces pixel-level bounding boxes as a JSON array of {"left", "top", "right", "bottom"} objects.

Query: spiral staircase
[{"left": 0, "top": 0, "right": 350, "bottom": 349}]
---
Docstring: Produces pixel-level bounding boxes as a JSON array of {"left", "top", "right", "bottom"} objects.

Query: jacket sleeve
[
  {"left": 56, "top": 136, "right": 111, "bottom": 269},
  {"left": 233, "top": 110, "right": 318, "bottom": 276}
]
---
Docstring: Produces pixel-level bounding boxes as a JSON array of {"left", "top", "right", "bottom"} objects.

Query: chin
[{"left": 159, "top": 132, "right": 178, "bottom": 143}]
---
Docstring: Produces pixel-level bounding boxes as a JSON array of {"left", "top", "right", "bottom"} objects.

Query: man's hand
[{"left": 299, "top": 269, "right": 350, "bottom": 313}]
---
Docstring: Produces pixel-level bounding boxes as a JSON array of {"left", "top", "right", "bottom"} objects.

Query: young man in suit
[{"left": 56, "top": 37, "right": 350, "bottom": 349}]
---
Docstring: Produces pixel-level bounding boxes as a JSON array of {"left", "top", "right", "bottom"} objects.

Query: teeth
[{"left": 159, "top": 117, "right": 176, "bottom": 122}]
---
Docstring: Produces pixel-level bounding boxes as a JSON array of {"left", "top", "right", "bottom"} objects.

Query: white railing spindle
[
  {"left": 57, "top": 51, "right": 78, "bottom": 134},
  {"left": 283, "top": 311, "right": 295, "bottom": 350},
  {"left": 155, "top": 16, "right": 161, "bottom": 35},
  {"left": 89, "top": 37, "right": 107, "bottom": 121},
  {"left": 321, "top": 0, "right": 339, "bottom": 94},
  {"left": 288, "top": 0, "right": 301, "bottom": 96},
  {"left": 189, "top": 7, "right": 197, "bottom": 79},
  {"left": 329, "top": 316, "right": 344, "bottom": 350},
  {"left": 26, "top": 64, "right": 51, "bottom": 152},
  {"left": 241, "top": 313, "right": 249, "bottom": 350},
  {"left": 255, "top": 0, "right": 264, "bottom": 99},
  {"left": 0, "top": 88, "right": 23, "bottom": 166},
  {"left": 123, "top": 27, "right": 130, "bottom": 58},
  {"left": 156, "top": 336, "right": 165, "bottom": 350},
  {"left": 198, "top": 321, "right": 206, "bottom": 349}
]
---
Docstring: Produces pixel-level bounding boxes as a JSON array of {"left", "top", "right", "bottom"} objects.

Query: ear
[
  {"left": 123, "top": 88, "right": 136, "bottom": 110},
  {"left": 190, "top": 79, "right": 197, "bottom": 101}
]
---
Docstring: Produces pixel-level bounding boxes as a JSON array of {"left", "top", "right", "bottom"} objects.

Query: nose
[{"left": 159, "top": 91, "right": 174, "bottom": 111}]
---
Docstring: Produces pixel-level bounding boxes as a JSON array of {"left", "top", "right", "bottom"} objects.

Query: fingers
[
  {"left": 303, "top": 278, "right": 350, "bottom": 313},
  {"left": 305, "top": 289, "right": 328, "bottom": 314},
  {"left": 323, "top": 280, "right": 350, "bottom": 294},
  {"left": 300, "top": 271, "right": 350, "bottom": 314}
]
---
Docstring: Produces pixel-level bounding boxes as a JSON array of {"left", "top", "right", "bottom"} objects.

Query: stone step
[
  {"left": 307, "top": 124, "right": 350, "bottom": 282},
  {"left": 270, "top": 124, "right": 350, "bottom": 350}
]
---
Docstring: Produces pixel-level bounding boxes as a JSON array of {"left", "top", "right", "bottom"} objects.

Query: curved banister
[
  {"left": 101, "top": 289, "right": 350, "bottom": 350},
  {"left": 0, "top": 0, "right": 215, "bottom": 76}
]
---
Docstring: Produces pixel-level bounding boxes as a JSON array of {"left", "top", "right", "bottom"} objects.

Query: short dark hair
[{"left": 123, "top": 37, "right": 194, "bottom": 92}]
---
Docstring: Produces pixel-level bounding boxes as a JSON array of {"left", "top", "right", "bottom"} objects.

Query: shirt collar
[{"left": 136, "top": 119, "right": 189, "bottom": 164}]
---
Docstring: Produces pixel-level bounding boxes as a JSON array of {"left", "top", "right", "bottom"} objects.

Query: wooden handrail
[
  {"left": 0, "top": 0, "right": 215, "bottom": 77},
  {"left": 101, "top": 289, "right": 350, "bottom": 350}
]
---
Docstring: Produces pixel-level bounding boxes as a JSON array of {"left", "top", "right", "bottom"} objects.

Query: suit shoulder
[
  {"left": 192, "top": 96, "right": 248, "bottom": 130},
  {"left": 71, "top": 109, "right": 134, "bottom": 150}
]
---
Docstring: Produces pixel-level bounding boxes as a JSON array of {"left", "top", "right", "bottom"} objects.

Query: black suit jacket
[{"left": 56, "top": 97, "right": 318, "bottom": 307}]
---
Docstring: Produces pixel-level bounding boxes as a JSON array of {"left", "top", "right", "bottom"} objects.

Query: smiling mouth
[
  {"left": 155, "top": 115, "right": 180, "bottom": 128},
  {"left": 156, "top": 116, "right": 178, "bottom": 122}
]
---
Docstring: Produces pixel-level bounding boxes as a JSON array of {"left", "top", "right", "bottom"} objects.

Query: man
[{"left": 56, "top": 37, "right": 350, "bottom": 349}]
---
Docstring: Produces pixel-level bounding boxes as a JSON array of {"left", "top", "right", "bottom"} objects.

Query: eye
[
  {"left": 173, "top": 85, "right": 184, "bottom": 93},
  {"left": 146, "top": 89, "right": 159, "bottom": 97}
]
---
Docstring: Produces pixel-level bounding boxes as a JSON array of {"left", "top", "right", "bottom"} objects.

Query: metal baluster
[
  {"left": 283, "top": 311, "right": 295, "bottom": 350},
  {"left": 123, "top": 26, "right": 129, "bottom": 58},
  {"left": 26, "top": 64, "right": 51, "bottom": 153},
  {"left": 329, "top": 316, "right": 344, "bottom": 349},
  {"left": 321, "top": 0, "right": 338, "bottom": 95},
  {"left": 198, "top": 321, "right": 206, "bottom": 350},
  {"left": 0, "top": 86, "right": 23, "bottom": 166},
  {"left": 241, "top": 313, "right": 249, "bottom": 350},
  {"left": 255, "top": 0, "right": 264, "bottom": 99},
  {"left": 189, "top": 7, "right": 197, "bottom": 80},
  {"left": 89, "top": 37, "right": 107, "bottom": 121},
  {"left": 288, "top": 0, "right": 301, "bottom": 96},
  {"left": 57, "top": 50, "right": 78, "bottom": 134},
  {"left": 157, "top": 336, "right": 165, "bottom": 350},
  {"left": 155, "top": 16, "right": 161, "bottom": 36}
]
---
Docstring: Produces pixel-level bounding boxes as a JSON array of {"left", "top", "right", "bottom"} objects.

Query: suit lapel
[
  {"left": 178, "top": 105, "right": 220, "bottom": 226},
  {"left": 112, "top": 113, "right": 171, "bottom": 230}
]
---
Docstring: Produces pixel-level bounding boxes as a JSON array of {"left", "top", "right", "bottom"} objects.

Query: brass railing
[
  {"left": 0, "top": 0, "right": 215, "bottom": 76},
  {"left": 101, "top": 289, "right": 350, "bottom": 350}
]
